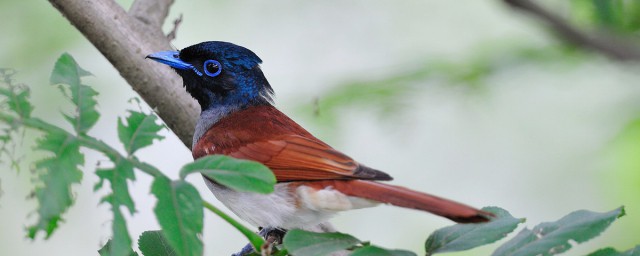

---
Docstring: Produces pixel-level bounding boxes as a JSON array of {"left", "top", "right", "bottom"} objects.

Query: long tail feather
[{"left": 301, "top": 180, "right": 492, "bottom": 223}]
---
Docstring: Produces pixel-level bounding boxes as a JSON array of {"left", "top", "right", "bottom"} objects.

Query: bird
[{"left": 147, "top": 41, "right": 491, "bottom": 252}]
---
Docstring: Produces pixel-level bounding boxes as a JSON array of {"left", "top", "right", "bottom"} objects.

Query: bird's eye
[{"left": 203, "top": 60, "right": 222, "bottom": 77}]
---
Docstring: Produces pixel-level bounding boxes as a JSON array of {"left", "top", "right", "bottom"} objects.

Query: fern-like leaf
[
  {"left": 50, "top": 53, "right": 99, "bottom": 135},
  {"left": 95, "top": 160, "right": 137, "bottom": 255},
  {"left": 27, "top": 128, "right": 84, "bottom": 238},
  {"left": 118, "top": 110, "right": 164, "bottom": 155}
]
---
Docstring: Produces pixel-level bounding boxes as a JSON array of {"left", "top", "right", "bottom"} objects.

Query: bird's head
[{"left": 146, "top": 41, "right": 273, "bottom": 111}]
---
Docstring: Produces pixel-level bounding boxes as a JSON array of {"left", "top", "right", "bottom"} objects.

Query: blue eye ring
[{"left": 203, "top": 59, "right": 222, "bottom": 77}]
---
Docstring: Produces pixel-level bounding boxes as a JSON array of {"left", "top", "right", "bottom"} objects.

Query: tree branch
[
  {"left": 504, "top": 0, "right": 640, "bottom": 61},
  {"left": 49, "top": 0, "right": 198, "bottom": 149},
  {"left": 129, "top": 0, "right": 174, "bottom": 28}
]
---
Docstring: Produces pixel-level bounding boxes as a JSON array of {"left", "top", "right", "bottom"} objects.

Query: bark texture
[{"left": 49, "top": 0, "right": 198, "bottom": 148}]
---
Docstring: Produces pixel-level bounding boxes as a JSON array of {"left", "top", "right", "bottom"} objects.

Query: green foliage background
[{"left": 1, "top": 0, "right": 640, "bottom": 255}]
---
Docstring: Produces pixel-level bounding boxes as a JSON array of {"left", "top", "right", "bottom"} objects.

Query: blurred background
[{"left": 1, "top": 0, "right": 639, "bottom": 255}]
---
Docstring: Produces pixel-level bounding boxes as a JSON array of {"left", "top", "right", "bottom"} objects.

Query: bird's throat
[{"left": 192, "top": 104, "right": 240, "bottom": 148}]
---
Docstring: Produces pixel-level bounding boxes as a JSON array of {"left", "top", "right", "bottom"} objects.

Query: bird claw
[
  {"left": 231, "top": 227, "right": 287, "bottom": 256},
  {"left": 259, "top": 227, "right": 287, "bottom": 243}
]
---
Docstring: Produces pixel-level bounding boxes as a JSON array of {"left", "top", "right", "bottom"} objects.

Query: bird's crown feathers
[{"left": 148, "top": 41, "right": 273, "bottom": 111}]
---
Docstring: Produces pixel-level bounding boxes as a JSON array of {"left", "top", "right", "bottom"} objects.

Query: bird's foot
[
  {"left": 259, "top": 226, "right": 287, "bottom": 244},
  {"left": 231, "top": 227, "right": 287, "bottom": 256},
  {"left": 231, "top": 243, "right": 255, "bottom": 256}
]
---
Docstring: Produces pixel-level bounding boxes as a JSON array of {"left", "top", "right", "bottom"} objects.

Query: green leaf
[
  {"left": 282, "top": 230, "right": 360, "bottom": 256},
  {"left": 109, "top": 209, "right": 134, "bottom": 256},
  {"left": 138, "top": 230, "right": 178, "bottom": 256},
  {"left": 50, "top": 53, "right": 92, "bottom": 86},
  {"left": 94, "top": 160, "right": 137, "bottom": 256},
  {"left": 351, "top": 246, "right": 416, "bottom": 256},
  {"left": 492, "top": 207, "right": 625, "bottom": 256},
  {"left": 0, "top": 70, "right": 33, "bottom": 118},
  {"left": 591, "top": 0, "right": 624, "bottom": 30},
  {"left": 98, "top": 239, "right": 138, "bottom": 256},
  {"left": 425, "top": 207, "right": 523, "bottom": 255},
  {"left": 118, "top": 110, "right": 164, "bottom": 155},
  {"left": 95, "top": 161, "right": 136, "bottom": 214},
  {"left": 180, "top": 155, "right": 275, "bottom": 194},
  {"left": 50, "top": 53, "right": 99, "bottom": 134},
  {"left": 151, "top": 177, "right": 203, "bottom": 256},
  {"left": 27, "top": 129, "right": 84, "bottom": 239},
  {"left": 587, "top": 245, "right": 640, "bottom": 256},
  {"left": 9, "top": 89, "right": 32, "bottom": 118}
]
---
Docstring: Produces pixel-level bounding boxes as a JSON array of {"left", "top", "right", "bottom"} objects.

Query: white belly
[{"left": 203, "top": 178, "right": 378, "bottom": 229}]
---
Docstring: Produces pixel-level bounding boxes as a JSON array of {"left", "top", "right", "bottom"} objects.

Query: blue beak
[{"left": 146, "top": 50, "right": 193, "bottom": 70}]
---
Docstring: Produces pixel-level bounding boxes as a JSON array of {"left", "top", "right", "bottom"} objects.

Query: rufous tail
[{"left": 302, "top": 180, "right": 492, "bottom": 223}]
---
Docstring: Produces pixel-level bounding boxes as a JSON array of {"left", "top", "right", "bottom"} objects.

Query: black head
[{"left": 147, "top": 41, "right": 274, "bottom": 111}]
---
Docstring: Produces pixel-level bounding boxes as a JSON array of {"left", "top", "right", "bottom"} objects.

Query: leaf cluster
[
  {"left": 272, "top": 206, "right": 632, "bottom": 256},
  {"left": 0, "top": 54, "right": 275, "bottom": 256}
]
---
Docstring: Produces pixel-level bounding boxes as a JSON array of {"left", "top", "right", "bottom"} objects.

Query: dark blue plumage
[{"left": 148, "top": 41, "right": 273, "bottom": 112}]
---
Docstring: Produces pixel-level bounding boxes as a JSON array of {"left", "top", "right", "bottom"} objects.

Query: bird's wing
[
  {"left": 192, "top": 105, "right": 392, "bottom": 182},
  {"left": 223, "top": 135, "right": 392, "bottom": 181}
]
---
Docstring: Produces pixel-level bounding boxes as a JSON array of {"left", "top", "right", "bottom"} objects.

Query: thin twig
[
  {"left": 504, "top": 0, "right": 640, "bottom": 61},
  {"left": 166, "top": 14, "right": 183, "bottom": 41},
  {"left": 129, "top": 0, "right": 174, "bottom": 28},
  {"left": 0, "top": 112, "right": 165, "bottom": 178}
]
